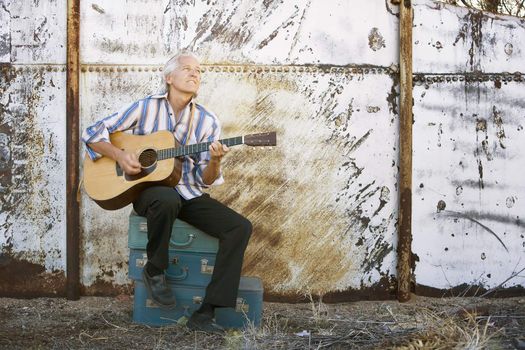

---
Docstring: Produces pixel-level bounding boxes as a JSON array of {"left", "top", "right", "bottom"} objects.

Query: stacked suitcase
[{"left": 127, "top": 211, "right": 263, "bottom": 328}]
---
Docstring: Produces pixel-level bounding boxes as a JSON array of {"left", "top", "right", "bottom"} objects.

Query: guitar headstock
[{"left": 244, "top": 132, "right": 277, "bottom": 147}]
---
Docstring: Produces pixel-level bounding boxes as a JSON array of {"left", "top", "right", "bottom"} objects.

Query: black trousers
[{"left": 132, "top": 186, "right": 252, "bottom": 308}]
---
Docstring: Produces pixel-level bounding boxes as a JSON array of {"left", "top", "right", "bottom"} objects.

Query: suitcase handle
[
  {"left": 166, "top": 267, "right": 188, "bottom": 281},
  {"left": 169, "top": 233, "right": 195, "bottom": 248}
]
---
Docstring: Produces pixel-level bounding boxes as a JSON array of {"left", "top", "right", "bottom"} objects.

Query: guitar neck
[{"left": 157, "top": 136, "right": 244, "bottom": 160}]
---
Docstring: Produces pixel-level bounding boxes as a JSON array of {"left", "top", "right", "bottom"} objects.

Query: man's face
[{"left": 166, "top": 55, "right": 201, "bottom": 95}]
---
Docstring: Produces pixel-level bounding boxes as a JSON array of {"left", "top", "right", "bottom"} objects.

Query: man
[{"left": 82, "top": 52, "right": 252, "bottom": 333}]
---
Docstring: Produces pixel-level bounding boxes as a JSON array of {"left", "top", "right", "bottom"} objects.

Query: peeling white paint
[
  {"left": 0, "top": 68, "right": 67, "bottom": 272},
  {"left": 412, "top": 0, "right": 525, "bottom": 292},
  {"left": 413, "top": 0, "right": 525, "bottom": 73},
  {"left": 0, "top": 1, "right": 11, "bottom": 63},
  {"left": 5, "top": 0, "right": 67, "bottom": 64},
  {"left": 80, "top": 67, "right": 399, "bottom": 294},
  {"left": 1, "top": 0, "right": 523, "bottom": 297},
  {"left": 413, "top": 82, "right": 525, "bottom": 290},
  {"left": 81, "top": 0, "right": 399, "bottom": 67}
]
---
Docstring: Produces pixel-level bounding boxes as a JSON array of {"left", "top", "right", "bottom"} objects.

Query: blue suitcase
[
  {"left": 128, "top": 211, "right": 219, "bottom": 253},
  {"left": 128, "top": 249, "right": 216, "bottom": 286},
  {"left": 132, "top": 276, "right": 263, "bottom": 329}
]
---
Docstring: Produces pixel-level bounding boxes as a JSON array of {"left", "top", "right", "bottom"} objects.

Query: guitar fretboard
[{"left": 157, "top": 136, "right": 244, "bottom": 160}]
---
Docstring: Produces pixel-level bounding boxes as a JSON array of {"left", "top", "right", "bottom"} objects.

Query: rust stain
[
  {"left": 492, "top": 106, "right": 506, "bottom": 149},
  {"left": 257, "top": 8, "right": 299, "bottom": 50},
  {"left": 1, "top": 66, "right": 64, "bottom": 295},
  {"left": 91, "top": 3, "right": 105, "bottom": 14},
  {"left": 264, "top": 275, "right": 397, "bottom": 302},
  {"left": 453, "top": 10, "right": 485, "bottom": 71},
  {"left": 205, "top": 70, "right": 396, "bottom": 296},
  {"left": 0, "top": 251, "right": 66, "bottom": 297},
  {"left": 368, "top": 28, "right": 386, "bottom": 51}
]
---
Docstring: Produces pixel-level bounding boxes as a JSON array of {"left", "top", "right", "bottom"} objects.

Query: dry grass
[
  {"left": 0, "top": 296, "right": 523, "bottom": 349},
  {"left": 222, "top": 295, "right": 514, "bottom": 350},
  {"left": 392, "top": 310, "right": 503, "bottom": 349}
]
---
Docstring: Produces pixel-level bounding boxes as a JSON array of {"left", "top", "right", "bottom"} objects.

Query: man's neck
[{"left": 167, "top": 90, "right": 193, "bottom": 114}]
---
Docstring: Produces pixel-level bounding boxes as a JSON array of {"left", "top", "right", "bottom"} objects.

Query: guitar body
[
  {"left": 82, "top": 129, "right": 276, "bottom": 211},
  {"left": 83, "top": 130, "right": 182, "bottom": 210}
]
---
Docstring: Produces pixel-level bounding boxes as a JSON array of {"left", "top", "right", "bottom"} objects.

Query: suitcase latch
[
  {"left": 235, "top": 297, "right": 249, "bottom": 313},
  {"left": 200, "top": 259, "right": 214, "bottom": 274},
  {"left": 136, "top": 253, "right": 148, "bottom": 267}
]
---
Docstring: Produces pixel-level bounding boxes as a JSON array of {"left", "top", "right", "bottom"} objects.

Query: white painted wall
[{"left": 413, "top": 0, "right": 525, "bottom": 291}]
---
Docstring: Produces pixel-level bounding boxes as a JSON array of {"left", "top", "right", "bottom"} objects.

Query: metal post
[
  {"left": 66, "top": 0, "right": 80, "bottom": 300},
  {"left": 397, "top": 0, "right": 413, "bottom": 303}
]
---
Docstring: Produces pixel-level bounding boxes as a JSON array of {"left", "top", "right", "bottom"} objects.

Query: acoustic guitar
[{"left": 83, "top": 130, "right": 276, "bottom": 210}]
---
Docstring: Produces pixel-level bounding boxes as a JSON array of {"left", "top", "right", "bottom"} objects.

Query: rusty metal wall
[
  {"left": 412, "top": 0, "right": 525, "bottom": 295},
  {"left": 0, "top": 0, "right": 68, "bottom": 296},
  {"left": 3, "top": 0, "right": 521, "bottom": 299},
  {"left": 79, "top": 0, "right": 401, "bottom": 299}
]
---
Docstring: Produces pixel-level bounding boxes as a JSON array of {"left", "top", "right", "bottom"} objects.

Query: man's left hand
[{"left": 209, "top": 141, "right": 229, "bottom": 161}]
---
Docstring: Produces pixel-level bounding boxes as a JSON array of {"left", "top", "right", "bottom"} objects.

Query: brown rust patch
[
  {"left": 368, "top": 28, "right": 386, "bottom": 51},
  {"left": 0, "top": 252, "right": 66, "bottom": 297},
  {"left": 453, "top": 9, "right": 485, "bottom": 71},
  {"left": 1, "top": 66, "right": 66, "bottom": 296},
  {"left": 207, "top": 70, "right": 396, "bottom": 297},
  {"left": 264, "top": 275, "right": 397, "bottom": 303}
]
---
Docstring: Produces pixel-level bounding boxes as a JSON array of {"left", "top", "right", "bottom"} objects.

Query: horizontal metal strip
[
  {"left": 2, "top": 65, "right": 522, "bottom": 81},
  {"left": 413, "top": 73, "right": 524, "bottom": 83},
  {"left": 0, "top": 65, "right": 66, "bottom": 73},
  {"left": 77, "top": 64, "right": 397, "bottom": 75}
]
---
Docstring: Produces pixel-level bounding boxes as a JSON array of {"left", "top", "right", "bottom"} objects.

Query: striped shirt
[{"left": 81, "top": 92, "right": 224, "bottom": 200}]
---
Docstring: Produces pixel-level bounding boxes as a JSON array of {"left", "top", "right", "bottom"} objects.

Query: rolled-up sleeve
[
  {"left": 193, "top": 118, "right": 224, "bottom": 187},
  {"left": 81, "top": 100, "right": 141, "bottom": 160}
]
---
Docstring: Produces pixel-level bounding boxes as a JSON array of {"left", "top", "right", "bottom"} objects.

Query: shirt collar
[{"left": 150, "top": 91, "right": 196, "bottom": 107}]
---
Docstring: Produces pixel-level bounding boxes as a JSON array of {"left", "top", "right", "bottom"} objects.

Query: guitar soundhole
[{"left": 139, "top": 149, "right": 158, "bottom": 168}]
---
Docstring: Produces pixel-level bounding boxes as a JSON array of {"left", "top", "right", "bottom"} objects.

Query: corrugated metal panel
[
  {"left": 0, "top": 0, "right": 67, "bottom": 297},
  {"left": 79, "top": 66, "right": 399, "bottom": 298},
  {"left": 412, "top": 77, "right": 525, "bottom": 291},
  {"left": 413, "top": 0, "right": 525, "bottom": 73},
  {"left": 79, "top": 68, "right": 163, "bottom": 293},
  {"left": 0, "top": 66, "right": 67, "bottom": 296},
  {"left": 79, "top": 0, "right": 401, "bottom": 298},
  {"left": 412, "top": 0, "right": 525, "bottom": 293},
  {"left": 7, "top": 0, "right": 67, "bottom": 64},
  {"left": 81, "top": 0, "right": 399, "bottom": 66}
]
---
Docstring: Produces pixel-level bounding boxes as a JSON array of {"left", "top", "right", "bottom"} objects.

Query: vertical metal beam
[
  {"left": 397, "top": 0, "right": 413, "bottom": 303},
  {"left": 66, "top": 0, "right": 80, "bottom": 300}
]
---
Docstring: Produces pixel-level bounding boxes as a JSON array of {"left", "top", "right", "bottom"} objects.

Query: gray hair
[{"left": 162, "top": 51, "right": 200, "bottom": 92}]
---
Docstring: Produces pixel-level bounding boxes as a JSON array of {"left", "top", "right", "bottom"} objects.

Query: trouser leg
[
  {"left": 132, "top": 186, "right": 182, "bottom": 271},
  {"left": 179, "top": 194, "right": 252, "bottom": 308}
]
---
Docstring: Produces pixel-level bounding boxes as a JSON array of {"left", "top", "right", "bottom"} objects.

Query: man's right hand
[{"left": 116, "top": 150, "right": 141, "bottom": 175}]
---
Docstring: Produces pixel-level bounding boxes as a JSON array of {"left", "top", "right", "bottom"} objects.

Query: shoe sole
[
  {"left": 142, "top": 270, "right": 177, "bottom": 309},
  {"left": 187, "top": 320, "right": 225, "bottom": 334}
]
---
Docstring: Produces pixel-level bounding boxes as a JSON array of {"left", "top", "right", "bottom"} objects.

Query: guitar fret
[{"left": 158, "top": 136, "right": 245, "bottom": 161}]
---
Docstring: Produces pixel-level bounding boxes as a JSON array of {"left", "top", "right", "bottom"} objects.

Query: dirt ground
[{"left": 0, "top": 295, "right": 523, "bottom": 350}]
